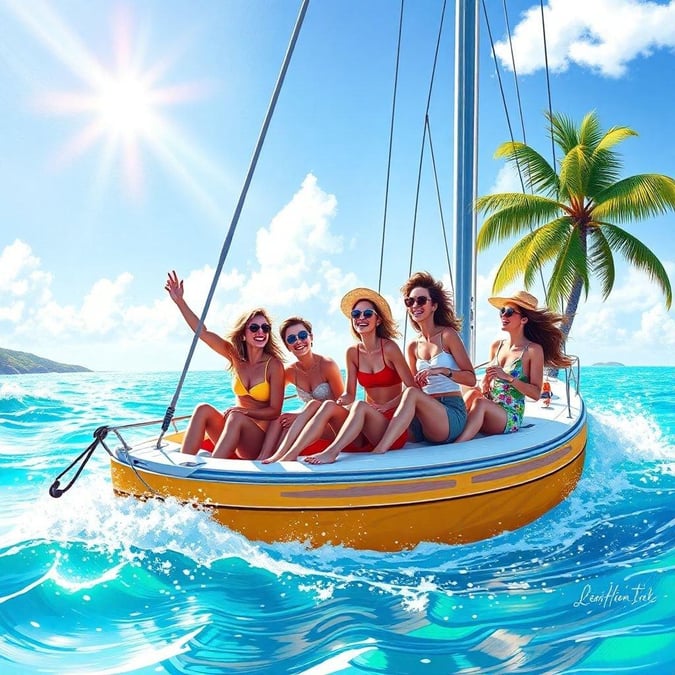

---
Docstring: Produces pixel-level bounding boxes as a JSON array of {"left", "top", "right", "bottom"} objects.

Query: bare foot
[
  {"left": 304, "top": 448, "right": 340, "bottom": 464},
  {"left": 371, "top": 447, "right": 387, "bottom": 454}
]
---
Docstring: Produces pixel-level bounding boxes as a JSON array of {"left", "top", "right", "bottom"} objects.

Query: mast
[{"left": 452, "top": 0, "right": 479, "bottom": 360}]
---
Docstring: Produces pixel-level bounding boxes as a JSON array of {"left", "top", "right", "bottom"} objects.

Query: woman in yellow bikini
[{"left": 165, "top": 271, "right": 286, "bottom": 459}]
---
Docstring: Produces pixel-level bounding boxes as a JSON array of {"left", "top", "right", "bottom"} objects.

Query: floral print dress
[{"left": 488, "top": 342, "right": 529, "bottom": 433}]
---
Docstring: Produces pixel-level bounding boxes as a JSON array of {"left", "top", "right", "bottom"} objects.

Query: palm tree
[{"left": 476, "top": 110, "right": 674, "bottom": 343}]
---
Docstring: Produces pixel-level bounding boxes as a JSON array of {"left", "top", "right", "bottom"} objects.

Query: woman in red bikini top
[{"left": 303, "top": 287, "right": 416, "bottom": 465}]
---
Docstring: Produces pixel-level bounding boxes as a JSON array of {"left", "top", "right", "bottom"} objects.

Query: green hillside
[{"left": 0, "top": 348, "right": 91, "bottom": 375}]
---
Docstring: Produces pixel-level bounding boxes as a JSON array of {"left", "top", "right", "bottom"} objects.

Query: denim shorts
[{"left": 409, "top": 395, "right": 467, "bottom": 444}]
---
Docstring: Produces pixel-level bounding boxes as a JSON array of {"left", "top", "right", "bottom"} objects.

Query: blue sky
[{"left": 1, "top": 0, "right": 674, "bottom": 372}]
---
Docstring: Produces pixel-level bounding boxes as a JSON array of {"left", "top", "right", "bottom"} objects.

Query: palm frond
[
  {"left": 559, "top": 145, "right": 590, "bottom": 198},
  {"left": 547, "top": 111, "right": 579, "bottom": 155},
  {"left": 600, "top": 223, "right": 673, "bottom": 308},
  {"left": 594, "top": 174, "right": 675, "bottom": 222},
  {"left": 587, "top": 229, "right": 616, "bottom": 299},
  {"left": 476, "top": 195, "right": 563, "bottom": 250},
  {"left": 586, "top": 148, "right": 623, "bottom": 196},
  {"left": 546, "top": 230, "right": 591, "bottom": 311},
  {"left": 577, "top": 112, "right": 603, "bottom": 149},
  {"left": 595, "top": 126, "right": 637, "bottom": 152},
  {"left": 494, "top": 142, "right": 559, "bottom": 195}
]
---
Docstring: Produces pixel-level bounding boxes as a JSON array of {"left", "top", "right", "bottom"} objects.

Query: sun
[
  {"left": 15, "top": 2, "right": 211, "bottom": 200},
  {"left": 94, "top": 73, "right": 157, "bottom": 139}
]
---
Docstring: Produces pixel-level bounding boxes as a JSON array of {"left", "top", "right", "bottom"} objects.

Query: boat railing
[{"left": 562, "top": 355, "right": 582, "bottom": 419}]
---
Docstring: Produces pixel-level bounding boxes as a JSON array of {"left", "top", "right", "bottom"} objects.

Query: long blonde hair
[{"left": 225, "top": 307, "right": 286, "bottom": 366}]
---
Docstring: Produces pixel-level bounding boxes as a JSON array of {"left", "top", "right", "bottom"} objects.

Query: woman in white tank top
[{"left": 370, "top": 271, "right": 476, "bottom": 453}]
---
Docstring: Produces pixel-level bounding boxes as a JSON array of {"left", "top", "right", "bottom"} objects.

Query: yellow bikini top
[{"left": 232, "top": 359, "right": 271, "bottom": 402}]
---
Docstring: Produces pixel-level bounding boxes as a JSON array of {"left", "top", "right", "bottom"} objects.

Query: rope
[
  {"left": 377, "top": 0, "right": 405, "bottom": 294},
  {"left": 49, "top": 426, "right": 108, "bottom": 498},
  {"left": 157, "top": 0, "right": 310, "bottom": 447}
]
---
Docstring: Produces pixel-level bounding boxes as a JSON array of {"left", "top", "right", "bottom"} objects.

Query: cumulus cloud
[
  {"left": 475, "top": 262, "right": 675, "bottom": 366},
  {"left": 0, "top": 174, "right": 361, "bottom": 369},
  {"left": 494, "top": 0, "right": 675, "bottom": 77}
]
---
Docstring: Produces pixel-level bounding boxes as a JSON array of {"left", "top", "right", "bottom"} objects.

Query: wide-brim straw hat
[
  {"left": 488, "top": 290, "right": 538, "bottom": 312},
  {"left": 340, "top": 287, "right": 393, "bottom": 323}
]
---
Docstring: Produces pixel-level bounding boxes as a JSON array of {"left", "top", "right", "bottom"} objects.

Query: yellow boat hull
[{"left": 110, "top": 411, "right": 586, "bottom": 550}]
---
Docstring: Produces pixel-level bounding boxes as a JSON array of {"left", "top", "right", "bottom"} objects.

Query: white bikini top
[
  {"left": 295, "top": 382, "right": 333, "bottom": 403},
  {"left": 417, "top": 349, "right": 461, "bottom": 395}
]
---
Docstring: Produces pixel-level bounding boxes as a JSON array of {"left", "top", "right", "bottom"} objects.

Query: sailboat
[{"left": 49, "top": 0, "right": 587, "bottom": 552}]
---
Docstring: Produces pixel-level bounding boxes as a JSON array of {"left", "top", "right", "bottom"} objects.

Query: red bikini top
[{"left": 356, "top": 340, "right": 402, "bottom": 389}]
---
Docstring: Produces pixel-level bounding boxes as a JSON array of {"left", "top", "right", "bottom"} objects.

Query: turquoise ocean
[{"left": 1, "top": 366, "right": 673, "bottom": 674}]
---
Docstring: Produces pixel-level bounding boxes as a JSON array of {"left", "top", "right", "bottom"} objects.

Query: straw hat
[
  {"left": 340, "top": 287, "right": 393, "bottom": 323},
  {"left": 488, "top": 290, "right": 538, "bottom": 312}
]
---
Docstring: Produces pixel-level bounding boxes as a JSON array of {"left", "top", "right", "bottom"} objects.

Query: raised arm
[{"left": 165, "top": 270, "right": 234, "bottom": 361}]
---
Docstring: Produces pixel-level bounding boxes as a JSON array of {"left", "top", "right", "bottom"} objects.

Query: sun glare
[{"left": 95, "top": 74, "right": 155, "bottom": 138}]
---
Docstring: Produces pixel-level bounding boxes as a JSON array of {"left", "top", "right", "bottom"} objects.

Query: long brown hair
[
  {"left": 225, "top": 307, "right": 286, "bottom": 366},
  {"left": 519, "top": 307, "right": 573, "bottom": 368},
  {"left": 401, "top": 271, "right": 462, "bottom": 332}
]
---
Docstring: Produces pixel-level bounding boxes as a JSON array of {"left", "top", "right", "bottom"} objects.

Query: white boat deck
[{"left": 117, "top": 377, "right": 585, "bottom": 481}]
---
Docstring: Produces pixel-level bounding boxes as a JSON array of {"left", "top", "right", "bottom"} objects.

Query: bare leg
[
  {"left": 276, "top": 401, "right": 349, "bottom": 462},
  {"left": 212, "top": 411, "right": 267, "bottom": 459},
  {"left": 181, "top": 403, "right": 224, "bottom": 455},
  {"left": 263, "top": 401, "right": 323, "bottom": 463},
  {"left": 257, "top": 415, "right": 294, "bottom": 461},
  {"left": 371, "top": 388, "right": 450, "bottom": 454},
  {"left": 305, "top": 401, "right": 389, "bottom": 464},
  {"left": 454, "top": 398, "right": 507, "bottom": 442}
]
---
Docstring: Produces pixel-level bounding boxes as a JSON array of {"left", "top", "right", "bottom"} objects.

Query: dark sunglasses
[
  {"left": 499, "top": 307, "right": 521, "bottom": 318},
  {"left": 286, "top": 330, "right": 309, "bottom": 345},
  {"left": 351, "top": 308, "right": 377, "bottom": 320},
  {"left": 248, "top": 322, "right": 271, "bottom": 334},
  {"left": 404, "top": 296, "right": 431, "bottom": 308}
]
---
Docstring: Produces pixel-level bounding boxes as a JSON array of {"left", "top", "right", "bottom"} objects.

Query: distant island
[
  {"left": 591, "top": 361, "right": 625, "bottom": 367},
  {"left": 0, "top": 347, "right": 91, "bottom": 375}
]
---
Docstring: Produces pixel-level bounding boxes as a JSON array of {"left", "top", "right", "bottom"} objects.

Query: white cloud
[
  {"left": 0, "top": 174, "right": 361, "bottom": 370},
  {"left": 488, "top": 163, "right": 523, "bottom": 194},
  {"left": 494, "top": 0, "right": 675, "bottom": 77}
]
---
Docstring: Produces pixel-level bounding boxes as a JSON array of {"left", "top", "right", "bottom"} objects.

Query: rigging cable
[
  {"left": 377, "top": 0, "right": 405, "bottom": 294},
  {"left": 540, "top": 0, "right": 557, "bottom": 176},
  {"left": 156, "top": 0, "right": 311, "bottom": 447},
  {"left": 481, "top": 0, "right": 547, "bottom": 295},
  {"left": 406, "top": 0, "right": 449, "bottom": 279}
]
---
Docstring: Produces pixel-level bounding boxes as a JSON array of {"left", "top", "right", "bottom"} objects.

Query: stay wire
[
  {"left": 377, "top": 0, "right": 405, "bottom": 294},
  {"left": 540, "top": 0, "right": 557, "bottom": 175},
  {"left": 407, "top": 0, "right": 449, "bottom": 279},
  {"left": 157, "top": 0, "right": 311, "bottom": 446},
  {"left": 482, "top": 0, "right": 547, "bottom": 296},
  {"left": 480, "top": 0, "right": 525, "bottom": 193},
  {"left": 425, "top": 117, "right": 453, "bottom": 290},
  {"left": 404, "top": 0, "right": 448, "bottom": 346}
]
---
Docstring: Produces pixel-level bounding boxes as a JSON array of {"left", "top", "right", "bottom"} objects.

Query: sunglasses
[
  {"left": 248, "top": 322, "right": 271, "bottom": 334},
  {"left": 286, "top": 330, "right": 309, "bottom": 345},
  {"left": 404, "top": 296, "right": 431, "bottom": 308},
  {"left": 499, "top": 307, "right": 521, "bottom": 318},
  {"left": 351, "top": 308, "right": 377, "bottom": 320}
]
